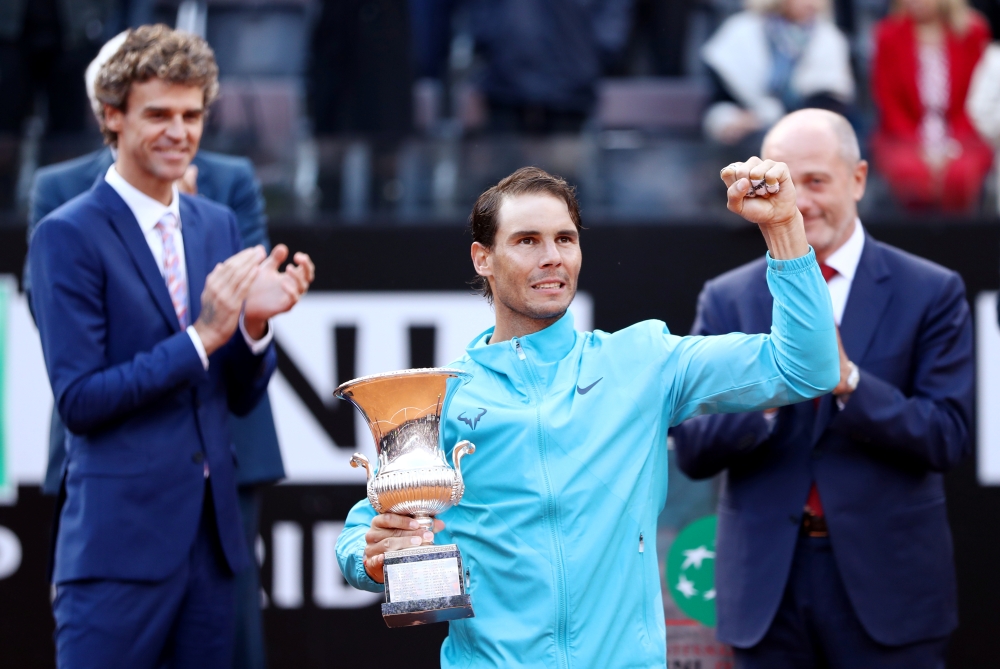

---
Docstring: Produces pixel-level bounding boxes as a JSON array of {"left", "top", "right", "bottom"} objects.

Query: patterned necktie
[{"left": 155, "top": 212, "right": 189, "bottom": 329}]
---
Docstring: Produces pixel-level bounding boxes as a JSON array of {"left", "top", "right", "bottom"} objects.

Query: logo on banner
[{"left": 667, "top": 515, "right": 718, "bottom": 627}]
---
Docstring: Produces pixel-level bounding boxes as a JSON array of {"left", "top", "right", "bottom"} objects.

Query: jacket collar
[{"left": 466, "top": 310, "right": 579, "bottom": 372}]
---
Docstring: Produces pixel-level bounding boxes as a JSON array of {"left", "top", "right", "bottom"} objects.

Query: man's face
[
  {"left": 105, "top": 78, "right": 205, "bottom": 185},
  {"left": 763, "top": 123, "right": 867, "bottom": 260},
  {"left": 474, "top": 193, "right": 582, "bottom": 322}
]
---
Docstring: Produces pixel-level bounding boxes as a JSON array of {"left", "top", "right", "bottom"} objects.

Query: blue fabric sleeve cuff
[{"left": 765, "top": 246, "right": 817, "bottom": 274}]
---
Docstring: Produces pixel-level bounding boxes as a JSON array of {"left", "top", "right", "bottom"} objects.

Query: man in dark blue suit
[
  {"left": 25, "top": 32, "right": 285, "bottom": 669},
  {"left": 673, "top": 109, "right": 973, "bottom": 668},
  {"left": 29, "top": 26, "right": 314, "bottom": 667}
]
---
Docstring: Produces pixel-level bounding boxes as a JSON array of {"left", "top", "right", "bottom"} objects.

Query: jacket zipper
[
  {"left": 639, "top": 532, "right": 650, "bottom": 639},
  {"left": 513, "top": 338, "right": 569, "bottom": 669}
]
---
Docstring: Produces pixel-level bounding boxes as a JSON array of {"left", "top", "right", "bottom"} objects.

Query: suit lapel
[
  {"left": 811, "top": 235, "right": 892, "bottom": 442},
  {"left": 97, "top": 180, "right": 182, "bottom": 331},
  {"left": 838, "top": 236, "right": 892, "bottom": 363},
  {"left": 179, "top": 195, "right": 205, "bottom": 324}
]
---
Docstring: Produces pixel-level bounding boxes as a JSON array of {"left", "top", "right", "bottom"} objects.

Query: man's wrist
[
  {"left": 835, "top": 361, "right": 860, "bottom": 398},
  {"left": 243, "top": 315, "right": 268, "bottom": 340},
  {"left": 192, "top": 320, "right": 223, "bottom": 356},
  {"left": 763, "top": 212, "right": 809, "bottom": 260}
]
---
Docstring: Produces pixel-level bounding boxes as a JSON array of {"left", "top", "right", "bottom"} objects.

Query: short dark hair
[
  {"left": 94, "top": 24, "right": 219, "bottom": 148},
  {"left": 468, "top": 167, "right": 583, "bottom": 303}
]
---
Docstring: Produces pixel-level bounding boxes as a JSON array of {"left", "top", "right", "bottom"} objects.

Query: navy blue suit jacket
[
  {"left": 26, "top": 147, "right": 283, "bottom": 492},
  {"left": 672, "top": 234, "right": 973, "bottom": 648},
  {"left": 29, "top": 179, "right": 278, "bottom": 582}
]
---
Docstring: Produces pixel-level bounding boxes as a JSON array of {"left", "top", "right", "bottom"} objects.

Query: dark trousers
[
  {"left": 233, "top": 486, "right": 267, "bottom": 669},
  {"left": 53, "top": 484, "right": 237, "bottom": 669},
  {"left": 734, "top": 535, "right": 949, "bottom": 669}
]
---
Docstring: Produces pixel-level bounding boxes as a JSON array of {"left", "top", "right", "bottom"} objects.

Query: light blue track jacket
[{"left": 337, "top": 249, "right": 839, "bottom": 668}]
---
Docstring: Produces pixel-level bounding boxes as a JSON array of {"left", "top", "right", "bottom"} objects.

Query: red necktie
[{"left": 807, "top": 263, "right": 838, "bottom": 518}]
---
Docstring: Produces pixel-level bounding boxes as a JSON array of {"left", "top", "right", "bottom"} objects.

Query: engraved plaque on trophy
[{"left": 335, "top": 368, "right": 475, "bottom": 627}]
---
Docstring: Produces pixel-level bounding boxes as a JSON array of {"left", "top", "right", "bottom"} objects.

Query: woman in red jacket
[{"left": 871, "top": 0, "right": 992, "bottom": 211}]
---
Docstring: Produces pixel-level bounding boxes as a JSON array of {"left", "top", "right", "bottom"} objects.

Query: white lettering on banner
[
  {"left": 313, "top": 522, "right": 381, "bottom": 608},
  {"left": 269, "top": 291, "right": 592, "bottom": 484},
  {"left": 270, "top": 520, "right": 382, "bottom": 609},
  {"left": 0, "top": 526, "right": 22, "bottom": 579},
  {"left": 976, "top": 292, "right": 1000, "bottom": 485},
  {"left": 272, "top": 522, "right": 304, "bottom": 608}
]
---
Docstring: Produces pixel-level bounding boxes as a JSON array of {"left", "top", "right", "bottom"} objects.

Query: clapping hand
[
  {"left": 194, "top": 246, "right": 266, "bottom": 355},
  {"left": 243, "top": 244, "right": 315, "bottom": 337}
]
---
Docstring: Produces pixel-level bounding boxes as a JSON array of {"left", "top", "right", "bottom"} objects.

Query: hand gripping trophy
[{"left": 335, "top": 368, "right": 476, "bottom": 627}]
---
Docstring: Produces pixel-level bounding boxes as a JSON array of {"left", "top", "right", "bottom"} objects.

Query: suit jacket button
[
  {"left": 194, "top": 398, "right": 202, "bottom": 408},
  {"left": 812, "top": 450, "right": 822, "bottom": 459},
  {"left": 192, "top": 452, "right": 205, "bottom": 464}
]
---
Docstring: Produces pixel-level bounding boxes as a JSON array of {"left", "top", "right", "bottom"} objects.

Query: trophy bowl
[{"left": 335, "top": 367, "right": 476, "bottom": 627}]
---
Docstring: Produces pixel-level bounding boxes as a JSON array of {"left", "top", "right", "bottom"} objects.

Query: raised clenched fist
[{"left": 720, "top": 157, "right": 801, "bottom": 232}]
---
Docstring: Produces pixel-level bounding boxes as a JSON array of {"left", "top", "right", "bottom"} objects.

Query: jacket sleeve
[
  {"left": 670, "top": 272, "right": 776, "bottom": 479},
  {"left": 227, "top": 159, "right": 271, "bottom": 251},
  {"left": 24, "top": 172, "right": 65, "bottom": 318},
  {"left": 29, "top": 216, "right": 209, "bottom": 435},
  {"left": 826, "top": 271, "right": 973, "bottom": 472},
  {"left": 219, "top": 210, "right": 277, "bottom": 416},
  {"left": 336, "top": 499, "right": 385, "bottom": 593},
  {"left": 666, "top": 248, "right": 839, "bottom": 426}
]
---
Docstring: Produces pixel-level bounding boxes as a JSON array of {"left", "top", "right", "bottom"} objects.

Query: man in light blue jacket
[{"left": 337, "top": 160, "right": 839, "bottom": 668}]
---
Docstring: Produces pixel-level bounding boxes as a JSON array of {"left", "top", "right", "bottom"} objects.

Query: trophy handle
[
  {"left": 452, "top": 440, "right": 476, "bottom": 473},
  {"left": 449, "top": 441, "right": 475, "bottom": 508},
  {"left": 350, "top": 453, "right": 374, "bottom": 482},
  {"left": 351, "top": 453, "right": 385, "bottom": 514}
]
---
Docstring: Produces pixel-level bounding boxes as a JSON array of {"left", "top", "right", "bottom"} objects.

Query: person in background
[
  {"left": 701, "top": 0, "right": 855, "bottom": 145},
  {"left": 467, "top": 0, "right": 634, "bottom": 134},
  {"left": 25, "top": 30, "right": 284, "bottom": 669},
  {"left": 871, "top": 0, "right": 992, "bottom": 211},
  {"left": 673, "top": 109, "right": 973, "bottom": 668},
  {"left": 0, "top": 0, "right": 121, "bottom": 208},
  {"left": 966, "top": 0, "right": 1000, "bottom": 214}
]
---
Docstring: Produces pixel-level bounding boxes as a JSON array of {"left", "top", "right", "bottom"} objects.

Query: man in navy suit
[
  {"left": 29, "top": 25, "right": 314, "bottom": 667},
  {"left": 25, "top": 31, "right": 284, "bottom": 669},
  {"left": 672, "top": 109, "right": 973, "bottom": 668}
]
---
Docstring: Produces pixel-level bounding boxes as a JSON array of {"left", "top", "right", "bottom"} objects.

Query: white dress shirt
[
  {"left": 823, "top": 219, "right": 865, "bottom": 326},
  {"left": 104, "top": 166, "right": 272, "bottom": 369}
]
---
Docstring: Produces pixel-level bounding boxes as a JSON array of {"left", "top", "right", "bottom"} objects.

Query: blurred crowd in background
[{"left": 1, "top": 0, "right": 999, "bottom": 223}]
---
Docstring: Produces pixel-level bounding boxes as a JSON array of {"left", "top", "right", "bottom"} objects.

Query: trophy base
[
  {"left": 382, "top": 594, "right": 474, "bottom": 627},
  {"left": 382, "top": 543, "right": 474, "bottom": 628}
]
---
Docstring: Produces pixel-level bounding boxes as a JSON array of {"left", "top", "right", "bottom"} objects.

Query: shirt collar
[
  {"left": 824, "top": 219, "right": 864, "bottom": 281},
  {"left": 104, "top": 165, "right": 181, "bottom": 234}
]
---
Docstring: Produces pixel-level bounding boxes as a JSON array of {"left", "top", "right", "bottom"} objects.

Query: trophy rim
[{"left": 333, "top": 367, "right": 472, "bottom": 400}]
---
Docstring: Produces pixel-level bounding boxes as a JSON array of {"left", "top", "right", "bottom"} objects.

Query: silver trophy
[{"left": 335, "top": 367, "right": 476, "bottom": 627}]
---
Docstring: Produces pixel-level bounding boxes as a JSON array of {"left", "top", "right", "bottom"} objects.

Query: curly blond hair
[{"left": 94, "top": 24, "right": 219, "bottom": 147}]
